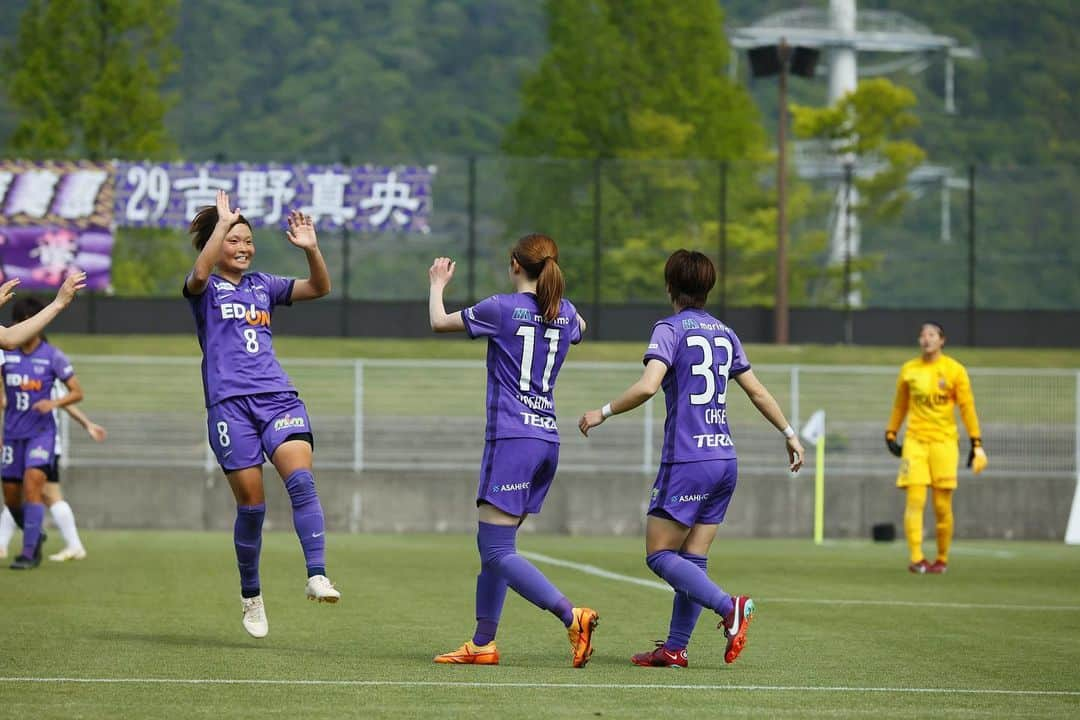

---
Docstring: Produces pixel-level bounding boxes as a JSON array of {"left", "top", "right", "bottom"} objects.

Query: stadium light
[{"left": 746, "top": 40, "right": 819, "bottom": 344}]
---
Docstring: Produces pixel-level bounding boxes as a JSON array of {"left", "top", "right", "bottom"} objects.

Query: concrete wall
[{"left": 59, "top": 466, "right": 1076, "bottom": 540}]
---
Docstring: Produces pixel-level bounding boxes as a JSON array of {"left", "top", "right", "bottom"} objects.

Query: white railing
[{"left": 60, "top": 356, "right": 1079, "bottom": 480}]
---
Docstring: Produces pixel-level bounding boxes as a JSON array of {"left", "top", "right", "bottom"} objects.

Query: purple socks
[
  {"left": 665, "top": 552, "right": 709, "bottom": 650},
  {"left": 475, "top": 521, "right": 574, "bottom": 631},
  {"left": 284, "top": 469, "right": 327, "bottom": 577},
  {"left": 647, "top": 549, "right": 733, "bottom": 620},
  {"left": 20, "top": 502, "right": 44, "bottom": 559},
  {"left": 234, "top": 504, "right": 265, "bottom": 598}
]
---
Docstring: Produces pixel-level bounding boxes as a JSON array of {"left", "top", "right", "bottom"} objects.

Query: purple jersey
[
  {"left": 644, "top": 309, "right": 750, "bottom": 463},
  {"left": 462, "top": 292, "right": 582, "bottom": 442},
  {"left": 2, "top": 341, "right": 73, "bottom": 440},
  {"left": 184, "top": 272, "right": 296, "bottom": 407}
]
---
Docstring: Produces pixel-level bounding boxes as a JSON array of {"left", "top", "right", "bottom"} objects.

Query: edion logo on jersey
[
  {"left": 220, "top": 303, "right": 271, "bottom": 327},
  {"left": 6, "top": 374, "right": 44, "bottom": 391},
  {"left": 273, "top": 415, "right": 306, "bottom": 432}
]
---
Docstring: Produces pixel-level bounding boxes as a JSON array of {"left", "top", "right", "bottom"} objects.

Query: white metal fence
[{"left": 58, "top": 356, "right": 1079, "bottom": 480}]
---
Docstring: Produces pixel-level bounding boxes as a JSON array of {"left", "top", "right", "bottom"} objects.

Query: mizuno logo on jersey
[
  {"left": 220, "top": 303, "right": 271, "bottom": 327},
  {"left": 513, "top": 307, "right": 569, "bottom": 325},
  {"left": 273, "top": 415, "right": 306, "bottom": 432},
  {"left": 6, "top": 374, "right": 43, "bottom": 391},
  {"left": 682, "top": 318, "right": 700, "bottom": 330}
]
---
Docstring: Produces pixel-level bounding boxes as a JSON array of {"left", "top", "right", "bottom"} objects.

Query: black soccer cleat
[{"left": 10, "top": 554, "right": 38, "bottom": 569}]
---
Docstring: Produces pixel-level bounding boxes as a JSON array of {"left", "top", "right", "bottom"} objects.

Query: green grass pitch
[{"left": 3, "top": 531, "right": 1079, "bottom": 718}]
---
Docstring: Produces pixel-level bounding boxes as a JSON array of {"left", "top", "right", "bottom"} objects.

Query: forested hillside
[{"left": 2, "top": 0, "right": 1075, "bottom": 165}]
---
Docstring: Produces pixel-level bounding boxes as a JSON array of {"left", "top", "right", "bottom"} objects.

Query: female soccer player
[
  {"left": 428, "top": 234, "right": 599, "bottom": 668},
  {"left": 0, "top": 298, "right": 103, "bottom": 564},
  {"left": 579, "top": 250, "right": 803, "bottom": 668},
  {"left": 0, "top": 276, "right": 88, "bottom": 569},
  {"left": 185, "top": 190, "right": 338, "bottom": 639},
  {"left": 885, "top": 322, "right": 986, "bottom": 574}
]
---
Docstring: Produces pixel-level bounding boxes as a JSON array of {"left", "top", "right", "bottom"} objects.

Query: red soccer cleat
[
  {"left": 927, "top": 560, "right": 948, "bottom": 574},
  {"left": 568, "top": 607, "right": 599, "bottom": 668},
  {"left": 908, "top": 559, "right": 930, "bottom": 574},
  {"left": 720, "top": 595, "right": 754, "bottom": 664},
  {"left": 631, "top": 641, "right": 688, "bottom": 668}
]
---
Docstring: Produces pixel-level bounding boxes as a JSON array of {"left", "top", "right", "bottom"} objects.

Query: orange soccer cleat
[
  {"left": 568, "top": 607, "right": 599, "bottom": 668},
  {"left": 433, "top": 640, "right": 500, "bottom": 665},
  {"left": 720, "top": 595, "right": 754, "bottom": 664}
]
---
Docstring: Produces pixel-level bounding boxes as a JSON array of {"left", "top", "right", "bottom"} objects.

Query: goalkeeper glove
[
  {"left": 884, "top": 431, "right": 903, "bottom": 458},
  {"left": 967, "top": 438, "right": 988, "bottom": 474}
]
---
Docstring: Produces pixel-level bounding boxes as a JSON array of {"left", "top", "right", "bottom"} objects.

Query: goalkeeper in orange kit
[{"left": 885, "top": 322, "right": 987, "bottom": 574}]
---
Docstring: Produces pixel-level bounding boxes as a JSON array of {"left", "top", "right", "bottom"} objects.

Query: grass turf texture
[
  {"left": 3, "top": 531, "right": 1078, "bottom": 719},
  {"left": 48, "top": 333, "right": 1080, "bottom": 367}
]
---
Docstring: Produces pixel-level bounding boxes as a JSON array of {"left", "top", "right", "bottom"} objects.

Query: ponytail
[{"left": 536, "top": 257, "right": 565, "bottom": 324}]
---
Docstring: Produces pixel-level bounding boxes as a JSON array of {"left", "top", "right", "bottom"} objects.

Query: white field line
[
  {"left": 0, "top": 678, "right": 1077, "bottom": 697},
  {"left": 519, "top": 551, "right": 1080, "bottom": 612}
]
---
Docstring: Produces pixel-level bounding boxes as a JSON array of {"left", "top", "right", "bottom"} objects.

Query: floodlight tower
[{"left": 730, "top": 0, "right": 975, "bottom": 316}]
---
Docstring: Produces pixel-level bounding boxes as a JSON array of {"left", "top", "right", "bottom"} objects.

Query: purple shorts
[
  {"left": 2, "top": 428, "right": 58, "bottom": 482},
  {"left": 207, "top": 392, "right": 313, "bottom": 472},
  {"left": 648, "top": 459, "right": 738, "bottom": 527},
  {"left": 477, "top": 438, "right": 559, "bottom": 518}
]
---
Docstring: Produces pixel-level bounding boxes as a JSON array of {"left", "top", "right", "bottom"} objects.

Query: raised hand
[
  {"left": 216, "top": 189, "right": 241, "bottom": 226},
  {"left": 429, "top": 257, "right": 456, "bottom": 288},
  {"left": 0, "top": 278, "right": 20, "bottom": 308},
  {"left": 286, "top": 210, "right": 318, "bottom": 250},
  {"left": 54, "top": 271, "right": 87, "bottom": 308}
]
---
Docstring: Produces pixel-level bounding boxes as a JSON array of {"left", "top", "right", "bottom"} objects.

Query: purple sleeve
[
  {"left": 643, "top": 321, "right": 676, "bottom": 367},
  {"left": 261, "top": 273, "right": 295, "bottom": 308},
  {"left": 52, "top": 348, "right": 74, "bottom": 382},
  {"left": 566, "top": 301, "right": 583, "bottom": 345},
  {"left": 729, "top": 329, "right": 751, "bottom": 376},
  {"left": 461, "top": 295, "right": 502, "bottom": 339}
]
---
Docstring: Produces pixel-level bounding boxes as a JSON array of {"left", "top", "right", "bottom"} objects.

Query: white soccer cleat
[
  {"left": 48, "top": 546, "right": 87, "bottom": 562},
  {"left": 305, "top": 574, "right": 341, "bottom": 603},
  {"left": 241, "top": 595, "right": 269, "bottom": 638}
]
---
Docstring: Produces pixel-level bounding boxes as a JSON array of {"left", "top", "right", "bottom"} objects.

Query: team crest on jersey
[
  {"left": 253, "top": 289, "right": 270, "bottom": 305},
  {"left": 938, "top": 376, "right": 947, "bottom": 389},
  {"left": 513, "top": 308, "right": 532, "bottom": 321},
  {"left": 682, "top": 318, "right": 700, "bottom": 330}
]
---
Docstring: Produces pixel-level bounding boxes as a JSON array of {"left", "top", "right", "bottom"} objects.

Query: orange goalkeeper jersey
[{"left": 887, "top": 354, "right": 982, "bottom": 444}]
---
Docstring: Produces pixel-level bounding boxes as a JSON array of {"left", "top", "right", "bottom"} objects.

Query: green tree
[
  {"left": 499, "top": 0, "right": 829, "bottom": 309},
  {"left": 3, "top": 0, "right": 178, "bottom": 160}
]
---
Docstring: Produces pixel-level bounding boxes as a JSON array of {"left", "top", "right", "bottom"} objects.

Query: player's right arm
[
  {"left": 0, "top": 272, "right": 86, "bottom": 350},
  {"left": 428, "top": 257, "right": 466, "bottom": 333},
  {"left": 884, "top": 368, "right": 909, "bottom": 457},
  {"left": 185, "top": 190, "right": 240, "bottom": 297}
]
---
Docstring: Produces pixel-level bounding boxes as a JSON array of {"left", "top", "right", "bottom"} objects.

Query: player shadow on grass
[{"left": 97, "top": 630, "right": 321, "bottom": 652}]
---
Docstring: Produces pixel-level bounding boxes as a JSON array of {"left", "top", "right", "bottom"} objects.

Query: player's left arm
[
  {"left": 578, "top": 360, "right": 667, "bottom": 436},
  {"left": 955, "top": 364, "right": 987, "bottom": 473},
  {"left": 286, "top": 211, "right": 332, "bottom": 302}
]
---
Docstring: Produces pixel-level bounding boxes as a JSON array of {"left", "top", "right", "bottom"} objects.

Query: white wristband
[
  {"left": 601, "top": 403, "right": 614, "bottom": 419},
  {"left": 781, "top": 425, "right": 796, "bottom": 438}
]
